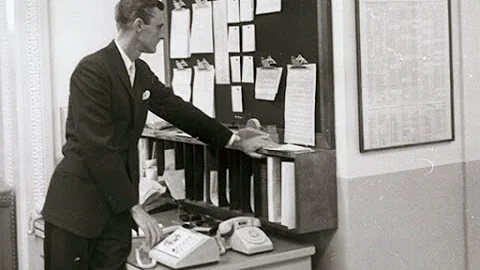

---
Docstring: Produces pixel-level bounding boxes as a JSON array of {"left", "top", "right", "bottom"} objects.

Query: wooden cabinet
[
  {"left": 141, "top": 129, "right": 337, "bottom": 234},
  {"left": 0, "top": 186, "right": 17, "bottom": 270}
]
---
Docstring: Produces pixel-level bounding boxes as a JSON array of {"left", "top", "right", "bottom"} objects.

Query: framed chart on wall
[{"left": 355, "top": 0, "right": 454, "bottom": 152}]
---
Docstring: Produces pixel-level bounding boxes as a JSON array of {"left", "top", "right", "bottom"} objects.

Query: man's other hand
[
  {"left": 130, "top": 204, "right": 164, "bottom": 249},
  {"left": 232, "top": 127, "right": 279, "bottom": 158}
]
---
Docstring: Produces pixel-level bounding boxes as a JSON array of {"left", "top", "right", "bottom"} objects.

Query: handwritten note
[
  {"left": 213, "top": 0, "right": 230, "bottom": 84},
  {"left": 228, "top": 26, "right": 240, "bottom": 53},
  {"left": 231, "top": 86, "right": 243, "bottom": 112},
  {"left": 255, "top": 67, "right": 283, "bottom": 100},
  {"left": 172, "top": 68, "right": 192, "bottom": 102},
  {"left": 241, "top": 24, "right": 256, "bottom": 52},
  {"left": 284, "top": 64, "right": 317, "bottom": 146},
  {"left": 242, "top": 56, "right": 254, "bottom": 83},
  {"left": 170, "top": 9, "right": 191, "bottom": 59},
  {"left": 256, "top": 0, "right": 282, "bottom": 15},
  {"left": 192, "top": 66, "right": 216, "bottom": 117},
  {"left": 230, "top": 56, "right": 241, "bottom": 83},
  {"left": 227, "top": 0, "right": 240, "bottom": 23},
  {"left": 190, "top": 2, "right": 214, "bottom": 53}
]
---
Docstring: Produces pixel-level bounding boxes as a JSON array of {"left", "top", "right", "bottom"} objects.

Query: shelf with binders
[{"left": 141, "top": 128, "right": 337, "bottom": 235}]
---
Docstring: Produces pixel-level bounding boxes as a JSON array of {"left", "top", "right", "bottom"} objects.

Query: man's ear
[{"left": 133, "top": 18, "right": 145, "bottom": 32}]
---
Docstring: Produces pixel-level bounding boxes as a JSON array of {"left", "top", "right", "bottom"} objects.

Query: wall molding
[{"left": 1, "top": 0, "right": 54, "bottom": 268}]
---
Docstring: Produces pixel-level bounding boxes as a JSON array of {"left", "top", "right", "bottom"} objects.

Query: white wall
[
  {"left": 334, "top": 0, "right": 464, "bottom": 179},
  {"left": 49, "top": 0, "right": 165, "bottom": 161}
]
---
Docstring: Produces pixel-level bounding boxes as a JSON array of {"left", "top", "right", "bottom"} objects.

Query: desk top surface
[{"left": 35, "top": 209, "right": 315, "bottom": 270}]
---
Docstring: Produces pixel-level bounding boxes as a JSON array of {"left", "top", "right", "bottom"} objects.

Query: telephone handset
[
  {"left": 217, "top": 216, "right": 273, "bottom": 255},
  {"left": 135, "top": 225, "right": 220, "bottom": 269}
]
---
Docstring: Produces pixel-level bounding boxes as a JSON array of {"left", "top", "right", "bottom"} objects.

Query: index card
[
  {"left": 240, "top": 0, "right": 254, "bottom": 22},
  {"left": 192, "top": 65, "right": 216, "bottom": 117},
  {"left": 170, "top": 8, "right": 191, "bottom": 59},
  {"left": 255, "top": 67, "right": 283, "bottom": 100},
  {"left": 172, "top": 68, "right": 193, "bottom": 102},
  {"left": 241, "top": 24, "right": 256, "bottom": 52},
  {"left": 228, "top": 26, "right": 240, "bottom": 53},
  {"left": 190, "top": 2, "right": 214, "bottom": 53},
  {"left": 230, "top": 56, "right": 241, "bottom": 83},
  {"left": 227, "top": 0, "right": 240, "bottom": 23},
  {"left": 231, "top": 86, "right": 243, "bottom": 112},
  {"left": 256, "top": 0, "right": 282, "bottom": 15},
  {"left": 213, "top": 0, "right": 231, "bottom": 84},
  {"left": 242, "top": 55, "right": 254, "bottom": 83},
  {"left": 284, "top": 63, "right": 317, "bottom": 146}
]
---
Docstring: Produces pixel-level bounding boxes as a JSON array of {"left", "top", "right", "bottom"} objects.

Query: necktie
[{"left": 128, "top": 63, "right": 135, "bottom": 87}]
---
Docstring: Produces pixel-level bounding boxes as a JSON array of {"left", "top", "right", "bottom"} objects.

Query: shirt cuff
[{"left": 226, "top": 134, "right": 240, "bottom": 148}]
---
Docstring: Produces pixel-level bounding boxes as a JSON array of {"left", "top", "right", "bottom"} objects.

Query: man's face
[{"left": 138, "top": 7, "right": 165, "bottom": 53}]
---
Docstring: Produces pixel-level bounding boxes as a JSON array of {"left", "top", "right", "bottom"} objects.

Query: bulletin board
[
  {"left": 355, "top": 0, "right": 455, "bottom": 152},
  {"left": 162, "top": 0, "right": 335, "bottom": 149}
]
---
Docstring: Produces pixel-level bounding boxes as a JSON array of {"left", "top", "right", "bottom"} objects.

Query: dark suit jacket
[{"left": 42, "top": 41, "right": 232, "bottom": 238}]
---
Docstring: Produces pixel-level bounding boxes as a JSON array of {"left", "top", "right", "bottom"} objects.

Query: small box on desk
[{"left": 141, "top": 129, "right": 337, "bottom": 235}]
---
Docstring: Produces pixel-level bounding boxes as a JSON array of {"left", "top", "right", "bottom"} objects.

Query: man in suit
[{"left": 42, "top": 0, "right": 272, "bottom": 269}]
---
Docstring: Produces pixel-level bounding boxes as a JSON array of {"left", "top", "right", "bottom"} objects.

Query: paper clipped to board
[
  {"left": 255, "top": 67, "right": 283, "bottom": 101},
  {"left": 172, "top": 67, "right": 192, "bottom": 102},
  {"left": 170, "top": 8, "right": 191, "bottom": 59},
  {"left": 192, "top": 64, "right": 216, "bottom": 117},
  {"left": 190, "top": 1, "right": 214, "bottom": 54},
  {"left": 284, "top": 63, "right": 317, "bottom": 146}
]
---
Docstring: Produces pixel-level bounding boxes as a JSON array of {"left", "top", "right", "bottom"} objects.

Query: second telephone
[{"left": 217, "top": 216, "right": 273, "bottom": 255}]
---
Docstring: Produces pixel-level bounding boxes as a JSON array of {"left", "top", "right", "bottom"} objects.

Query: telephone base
[{"left": 231, "top": 226, "right": 274, "bottom": 255}]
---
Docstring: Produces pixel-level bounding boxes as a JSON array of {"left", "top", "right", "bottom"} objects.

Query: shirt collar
[{"left": 114, "top": 39, "right": 134, "bottom": 71}]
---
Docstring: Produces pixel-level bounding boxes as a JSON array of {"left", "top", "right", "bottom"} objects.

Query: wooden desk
[{"left": 34, "top": 209, "right": 315, "bottom": 270}]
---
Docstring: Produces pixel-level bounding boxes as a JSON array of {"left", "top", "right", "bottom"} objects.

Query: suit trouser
[{"left": 44, "top": 212, "right": 132, "bottom": 270}]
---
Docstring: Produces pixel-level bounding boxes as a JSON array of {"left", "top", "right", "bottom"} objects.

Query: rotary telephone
[{"left": 217, "top": 216, "right": 273, "bottom": 255}]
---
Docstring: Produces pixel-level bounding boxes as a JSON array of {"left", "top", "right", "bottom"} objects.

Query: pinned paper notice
[
  {"left": 190, "top": 2, "right": 214, "bottom": 53},
  {"left": 213, "top": 0, "right": 230, "bottom": 84},
  {"left": 227, "top": 0, "right": 240, "bottom": 23},
  {"left": 228, "top": 26, "right": 240, "bottom": 53},
  {"left": 231, "top": 86, "right": 243, "bottom": 112},
  {"left": 241, "top": 24, "right": 256, "bottom": 52},
  {"left": 172, "top": 68, "right": 192, "bottom": 102},
  {"left": 230, "top": 56, "right": 241, "bottom": 83},
  {"left": 240, "top": 0, "right": 254, "bottom": 22},
  {"left": 170, "top": 9, "right": 191, "bottom": 59},
  {"left": 242, "top": 56, "right": 254, "bottom": 83},
  {"left": 256, "top": 0, "right": 282, "bottom": 15}
]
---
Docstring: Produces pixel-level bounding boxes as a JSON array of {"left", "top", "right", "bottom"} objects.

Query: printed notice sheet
[
  {"left": 241, "top": 24, "right": 256, "bottom": 52},
  {"left": 256, "top": 0, "right": 282, "bottom": 15},
  {"left": 255, "top": 67, "right": 282, "bottom": 100},
  {"left": 228, "top": 26, "right": 240, "bottom": 53},
  {"left": 172, "top": 68, "right": 192, "bottom": 102},
  {"left": 358, "top": 0, "right": 453, "bottom": 150},
  {"left": 213, "top": 0, "right": 231, "bottom": 84},
  {"left": 284, "top": 64, "right": 317, "bottom": 146},
  {"left": 230, "top": 56, "right": 241, "bottom": 83},
  {"left": 190, "top": 2, "right": 214, "bottom": 54},
  {"left": 192, "top": 66, "right": 215, "bottom": 117},
  {"left": 170, "top": 8, "right": 191, "bottom": 59}
]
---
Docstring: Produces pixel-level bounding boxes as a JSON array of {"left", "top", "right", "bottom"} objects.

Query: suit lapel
[{"left": 105, "top": 41, "right": 134, "bottom": 99}]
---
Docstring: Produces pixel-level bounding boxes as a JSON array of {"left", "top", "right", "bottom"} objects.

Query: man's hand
[
  {"left": 231, "top": 127, "right": 279, "bottom": 158},
  {"left": 130, "top": 204, "right": 164, "bottom": 249}
]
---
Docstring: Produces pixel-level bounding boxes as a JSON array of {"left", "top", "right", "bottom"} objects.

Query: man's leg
[
  {"left": 44, "top": 221, "right": 91, "bottom": 270},
  {"left": 89, "top": 212, "right": 132, "bottom": 270}
]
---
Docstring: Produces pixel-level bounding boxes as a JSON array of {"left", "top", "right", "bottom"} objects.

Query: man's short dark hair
[{"left": 115, "top": 0, "right": 165, "bottom": 30}]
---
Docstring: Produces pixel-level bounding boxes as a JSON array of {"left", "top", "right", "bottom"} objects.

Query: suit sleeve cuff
[{"left": 225, "top": 134, "right": 240, "bottom": 148}]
